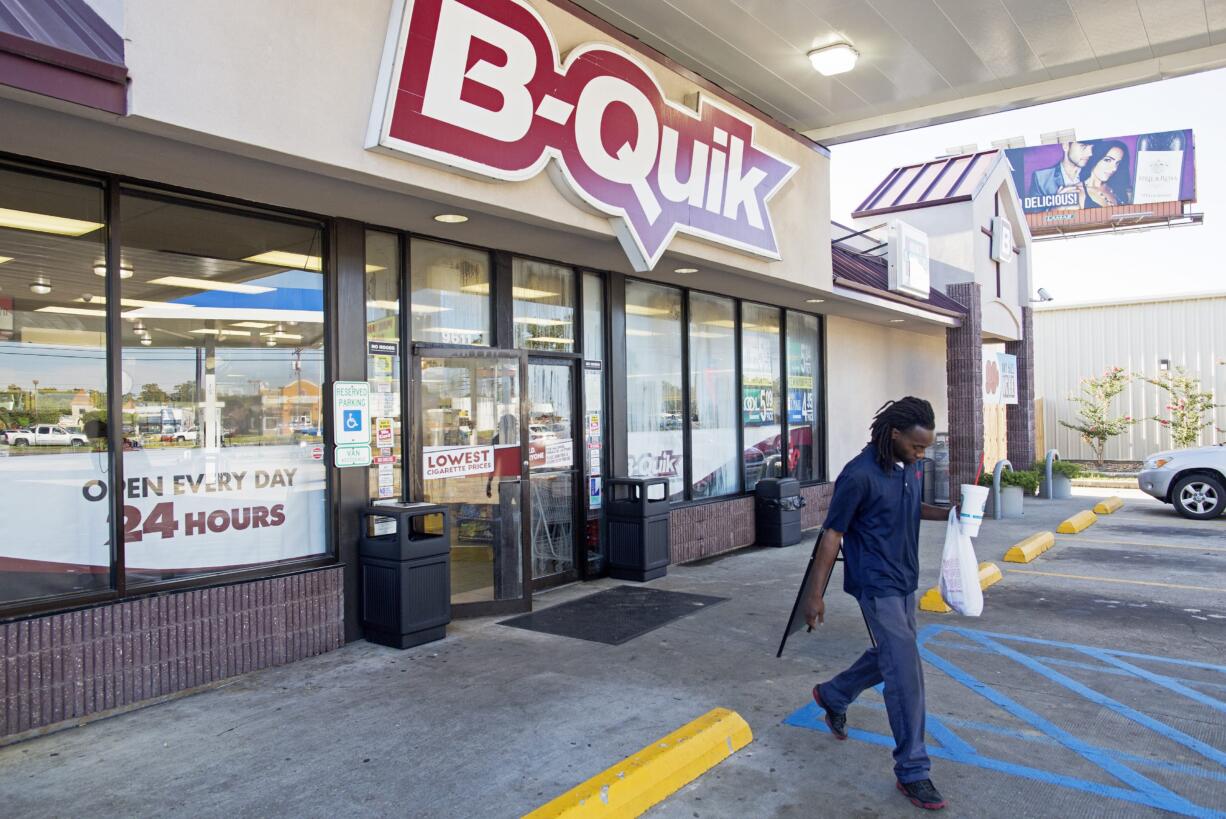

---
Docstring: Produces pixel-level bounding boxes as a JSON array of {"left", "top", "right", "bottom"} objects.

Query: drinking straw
[{"left": 974, "top": 452, "right": 985, "bottom": 485}]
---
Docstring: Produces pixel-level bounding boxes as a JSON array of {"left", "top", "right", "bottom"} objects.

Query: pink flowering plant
[
  {"left": 1146, "top": 367, "right": 1221, "bottom": 449},
  {"left": 1060, "top": 367, "right": 1135, "bottom": 467}
]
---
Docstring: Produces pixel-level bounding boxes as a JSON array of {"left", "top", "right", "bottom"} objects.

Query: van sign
[{"left": 369, "top": 0, "right": 798, "bottom": 271}]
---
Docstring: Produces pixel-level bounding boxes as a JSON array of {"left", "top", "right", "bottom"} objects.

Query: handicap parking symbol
[{"left": 342, "top": 409, "right": 364, "bottom": 433}]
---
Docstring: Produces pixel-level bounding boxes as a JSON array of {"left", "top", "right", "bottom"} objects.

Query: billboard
[{"left": 1004, "top": 130, "right": 1195, "bottom": 236}]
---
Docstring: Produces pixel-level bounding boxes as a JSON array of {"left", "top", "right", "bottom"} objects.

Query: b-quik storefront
[{"left": 0, "top": 0, "right": 854, "bottom": 739}]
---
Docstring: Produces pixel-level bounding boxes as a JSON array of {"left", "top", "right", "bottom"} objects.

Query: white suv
[{"left": 1139, "top": 445, "right": 1226, "bottom": 520}]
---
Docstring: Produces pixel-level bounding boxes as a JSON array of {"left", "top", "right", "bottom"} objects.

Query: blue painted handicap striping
[{"left": 785, "top": 625, "right": 1226, "bottom": 818}]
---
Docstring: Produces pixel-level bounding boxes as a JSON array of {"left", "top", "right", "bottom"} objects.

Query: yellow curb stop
[
  {"left": 1004, "top": 532, "right": 1056, "bottom": 563},
  {"left": 919, "top": 562, "right": 1003, "bottom": 613},
  {"left": 1093, "top": 496, "right": 1125, "bottom": 515},
  {"left": 522, "top": 707, "right": 752, "bottom": 818},
  {"left": 978, "top": 562, "right": 1003, "bottom": 589},
  {"left": 1056, "top": 509, "right": 1098, "bottom": 534},
  {"left": 919, "top": 587, "right": 951, "bottom": 613}
]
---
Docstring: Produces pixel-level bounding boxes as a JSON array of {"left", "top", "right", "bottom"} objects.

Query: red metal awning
[{"left": 0, "top": 0, "right": 126, "bottom": 114}]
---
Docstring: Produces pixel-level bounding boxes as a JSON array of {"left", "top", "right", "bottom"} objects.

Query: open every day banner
[{"left": 0, "top": 445, "right": 326, "bottom": 573}]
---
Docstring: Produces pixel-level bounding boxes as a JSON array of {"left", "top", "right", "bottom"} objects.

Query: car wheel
[
  {"left": 12, "top": 439, "right": 27, "bottom": 447},
  {"left": 1171, "top": 474, "right": 1226, "bottom": 520},
  {"left": 71, "top": 439, "right": 86, "bottom": 447}
]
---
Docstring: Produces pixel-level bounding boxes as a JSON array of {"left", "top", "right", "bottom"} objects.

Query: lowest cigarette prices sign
[{"left": 423, "top": 445, "right": 494, "bottom": 479}]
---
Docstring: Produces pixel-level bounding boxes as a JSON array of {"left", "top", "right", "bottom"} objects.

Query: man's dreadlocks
[{"left": 870, "top": 397, "right": 935, "bottom": 470}]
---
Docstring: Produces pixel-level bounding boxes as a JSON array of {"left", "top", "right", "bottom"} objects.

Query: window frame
[
  {"left": 0, "top": 153, "right": 336, "bottom": 623},
  {"left": 623, "top": 275, "right": 827, "bottom": 505}
]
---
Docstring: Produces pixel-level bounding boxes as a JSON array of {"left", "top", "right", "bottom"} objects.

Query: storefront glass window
[
  {"left": 0, "top": 165, "right": 110, "bottom": 606},
  {"left": 366, "top": 231, "right": 402, "bottom": 501},
  {"left": 625, "top": 280, "right": 683, "bottom": 499},
  {"left": 513, "top": 258, "right": 574, "bottom": 351},
  {"left": 688, "top": 292, "right": 738, "bottom": 498},
  {"left": 582, "top": 272, "right": 603, "bottom": 363},
  {"left": 741, "top": 303, "right": 781, "bottom": 491},
  {"left": 410, "top": 239, "right": 490, "bottom": 346},
  {"left": 787, "top": 311, "right": 821, "bottom": 483},
  {"left": 119, "top": 191, "right": 328, "bottom": 586}
]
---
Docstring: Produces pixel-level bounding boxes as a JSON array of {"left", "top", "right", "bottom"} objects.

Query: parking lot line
[
  {"left": 786, "top": 626, "right": 1226, "bottom": 816},
  {"left": 1005, "top": 569, "right": 1226, "bottom": 593},
  {"left": 1056, "top": 536, "right": 1226, "bottom": 553}
]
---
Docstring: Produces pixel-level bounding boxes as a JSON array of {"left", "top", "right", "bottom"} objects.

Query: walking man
[{"left": 802, "top": 397, "right": 951, "bottom": 810}]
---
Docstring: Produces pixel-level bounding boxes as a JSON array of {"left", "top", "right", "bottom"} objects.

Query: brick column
[
  {"left": 945, "top": 283, "right": 983, "bottom": 502},
  {"left": 1006, "top": 305, "right": 1036, "bottom": 469}
]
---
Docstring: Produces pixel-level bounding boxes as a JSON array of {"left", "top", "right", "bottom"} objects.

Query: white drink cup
[{"left": 959, "top": 484, "right": 989, "bottom": 537}]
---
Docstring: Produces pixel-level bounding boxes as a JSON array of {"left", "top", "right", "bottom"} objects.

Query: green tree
[
  {"left": 138, "top": 383, "right": 169, "bottom": 404},
  {"left": 1060, "top": 366, "right": 1135, "bottom": 467},
  {"left": 170, "top": 380, "right": 198, "bottom": 404},
  {"left": 1147, "top": 367, "right": 1221, "bottom": 449}
]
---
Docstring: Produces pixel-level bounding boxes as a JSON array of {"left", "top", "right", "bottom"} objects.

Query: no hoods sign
[{"left": 368, "top": 0, "right": 797, "bottom": 271}]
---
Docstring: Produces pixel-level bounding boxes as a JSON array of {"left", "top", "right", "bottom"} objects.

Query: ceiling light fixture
[
  {"left": 148, "top": 276, "right": 274, "bottom": 294},
  {"left": 92, "top": 262, "right": 134, "bottom": 279},
  {"left": 140, "top": 336, "right": 153, "bottom": 346},
  {"left": 805, "top": 298, "right": 825, "bottom": 304},
  {"left": 0, "top": 256, "right": 12, "bottom": 265},
  {"left": 36, "top": 305, "right": 106, "bottom": 317},
  {"left": 512, "top": 317, "right": 572, "bottom": 327},
  {"left": 0, "top": 207, "right": 103, "bottom": 237},
  {"left": 29, "top": 275, "right": 52, "bottom": 295},
  {"left": 808, "top": 42, "right": 859, "bottom": 76},
  {"left": 458, "top": 283, "right": 557, "bottom": 299},
  {"left": 76, "top": 296, "right": 189, "bottom": 310},
  {"left": 265, "top": 337, "right": 277, "bottom": 347},
  {"left": 674, "top": 267, "right": 698, "bottom": 274},
  {"left": 433, "top": 214, "right": 468, "bottom": 224},
  {"left": 888, "top": 319, "right": 905, "bottom": 323}
]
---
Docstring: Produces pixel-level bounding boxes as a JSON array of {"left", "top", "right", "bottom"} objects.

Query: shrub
[
  {"left": 1032, "top": 459, "right": 1082, "bottom": 480},
  {"left": 1146, "top": 367, "right": 1220, "bottom": 449},
  {"left": 979, "top": 469, "right": 1040, "bottom": 494}
]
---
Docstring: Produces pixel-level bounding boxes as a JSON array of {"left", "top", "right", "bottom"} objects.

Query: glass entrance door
[
  {"left": 527, "top": 359, "right": 580, "bottom": 589},
  {"left": 415, "top": 350, "right": 529, "bottom": 616}
]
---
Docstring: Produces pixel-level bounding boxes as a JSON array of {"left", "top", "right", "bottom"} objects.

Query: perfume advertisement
[{"left": 1004, "top": 129, "right": 1195, "bottom": 214}]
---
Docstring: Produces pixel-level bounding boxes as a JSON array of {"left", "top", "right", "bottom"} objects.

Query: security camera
[{"left": 1036, "top": 288, "right": 1054, "bottom": 302}]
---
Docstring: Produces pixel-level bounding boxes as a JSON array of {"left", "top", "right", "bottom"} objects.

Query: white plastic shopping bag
[{"left": 938, "top": 508, "right": 983, "bottom": 616}]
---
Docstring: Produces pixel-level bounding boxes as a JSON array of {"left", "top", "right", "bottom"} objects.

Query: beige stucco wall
[
  {"left": 825, "top": 316, "right": 948, "bottom": 475},
  {"left": 105, "top": 0, "right": 830, "bottom": 287}
]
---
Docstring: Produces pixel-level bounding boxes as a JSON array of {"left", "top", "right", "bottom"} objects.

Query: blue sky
[{"left": 829, "top": 67, "right": 1225, "bottom": 305}]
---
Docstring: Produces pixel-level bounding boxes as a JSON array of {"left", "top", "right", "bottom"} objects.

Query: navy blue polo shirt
[{"left": 823, "top": 445, "right": 924, "bottom": 599}]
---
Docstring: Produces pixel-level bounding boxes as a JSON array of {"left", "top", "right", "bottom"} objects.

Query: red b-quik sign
[{"left": 368, "top": 0, "right": 798, "bottom": 271}]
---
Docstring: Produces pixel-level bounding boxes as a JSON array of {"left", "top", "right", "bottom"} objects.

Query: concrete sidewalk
[{"left": 2, "top": 491, "right": 1223, "bottom": 817}]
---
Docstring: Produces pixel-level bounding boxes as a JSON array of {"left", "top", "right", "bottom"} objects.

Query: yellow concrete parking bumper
[
  {"left": 1004, "top": 531, "right": 1056, "bottom": 564},
  {"left": 523, "top": 707, "right": 752, "bottom": 818},
  {"left": 919, "top": 562, "right": 1002, "bottom": 613},
  {"left": 1093, "top": 496, "right": 1125, "bottom": 515},
  {"left": 1056, "top": 509, "right": 1098, "bottom": 534}
]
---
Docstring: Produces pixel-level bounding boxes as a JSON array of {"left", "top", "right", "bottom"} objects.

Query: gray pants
[{"left": 818, "top": 592, "right": 930, "bottom": 783}]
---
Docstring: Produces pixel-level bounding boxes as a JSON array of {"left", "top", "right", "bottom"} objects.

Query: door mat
[{"left": 498, "top": 585, "right": 727, "bottom": 645}]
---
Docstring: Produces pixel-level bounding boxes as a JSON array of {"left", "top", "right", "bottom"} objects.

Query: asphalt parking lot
[{"left": 1, "top": 490, "right": 1223, "bottom": 818}]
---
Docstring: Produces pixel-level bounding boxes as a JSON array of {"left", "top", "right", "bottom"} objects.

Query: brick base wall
[
  {"left": 1, "top": 566, "right": 343, "bottom": 741},
  {"left": 668, "top": 484, "right": 833, "bottom": 564}
]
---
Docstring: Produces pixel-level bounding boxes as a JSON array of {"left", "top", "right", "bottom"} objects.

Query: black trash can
[
  {"left": 755, "top": 477, "right": 804, "bottom": 548},
  {"left": 359, "top": 502, "right": 451, "bottom": 649},
  {"left": 606, "top": 477, "right": 670, "bottom": 582}
]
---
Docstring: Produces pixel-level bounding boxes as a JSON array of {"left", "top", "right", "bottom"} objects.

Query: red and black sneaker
[
  {"left": 897, "top": 779, "right": 946, "bottom": 810},
  {"left": 812, "top": 685, "right": 847, "bottom": 740}
]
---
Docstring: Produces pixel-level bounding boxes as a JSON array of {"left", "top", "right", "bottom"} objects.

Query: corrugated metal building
[{"left": 1034, "top": 292, "right": 1226, "bottom": 461}]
